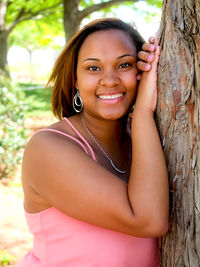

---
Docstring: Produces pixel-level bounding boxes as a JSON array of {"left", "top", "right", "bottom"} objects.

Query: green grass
[{"left": 19, "top": 83, "right": 53, "bottom": 117}]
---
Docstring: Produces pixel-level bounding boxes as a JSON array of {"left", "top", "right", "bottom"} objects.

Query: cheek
[
  {"left": 122, "top": 71, "right": 138, "bottom": 90},
  {"left": 77, "top": 74, "right": 99, "bottom": 92}
]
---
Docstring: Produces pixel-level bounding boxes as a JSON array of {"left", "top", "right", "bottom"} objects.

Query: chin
[{"left": 99, "top": 109, "right": 128, "bottom": 121}]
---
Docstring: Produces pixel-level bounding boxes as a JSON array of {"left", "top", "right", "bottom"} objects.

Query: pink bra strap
[
  {"left": 32, "top": 129, "right": 89, "bottom": 155},
  {"left": 63, "top": 118, "right": 96, "bottom": 161}
]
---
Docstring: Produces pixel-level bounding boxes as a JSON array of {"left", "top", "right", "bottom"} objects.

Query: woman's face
[{"left": 76, "top": 29, "right": 138, "bottom": 120}]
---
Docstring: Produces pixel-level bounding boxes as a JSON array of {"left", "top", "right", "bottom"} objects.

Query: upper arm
[{"left": 22, "top": 132, "right": 138, "bottom": 235}]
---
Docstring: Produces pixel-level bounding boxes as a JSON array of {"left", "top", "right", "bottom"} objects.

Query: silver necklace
[{"left": 81, "top": 114, "right": 126, "bottom": 174}]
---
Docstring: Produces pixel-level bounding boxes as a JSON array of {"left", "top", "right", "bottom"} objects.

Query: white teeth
[{"left": 98, "top": 93, "right": 123, "bottom": 100}]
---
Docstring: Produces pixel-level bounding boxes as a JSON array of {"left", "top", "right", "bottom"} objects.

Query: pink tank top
[{"left": 18, "top": 118, "right": 159, "bottom": 267}]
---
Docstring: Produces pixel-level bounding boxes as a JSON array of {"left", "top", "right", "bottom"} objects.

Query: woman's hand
[
  {"left": 136, "top": 36, "right": 157, "bottom": 80},
  {"left": 135, "top": 36, "right": 160, "bottom": 112}
]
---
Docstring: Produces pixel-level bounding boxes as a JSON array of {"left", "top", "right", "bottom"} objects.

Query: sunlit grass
[{"left": 18, "top": 83, "right": 52, "bottom": 117}]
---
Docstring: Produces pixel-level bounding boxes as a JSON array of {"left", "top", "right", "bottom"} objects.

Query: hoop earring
[{"left": 73, "top": 91, "right": 83, "bottom": 113}]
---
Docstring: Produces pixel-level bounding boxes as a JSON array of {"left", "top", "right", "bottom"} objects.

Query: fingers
[
  {"left": 142, "top": 34, "right": 158, "bottom": 53},
  {"left": 138, "top": 51, "right": 154, "bottom": 63},
  {"left": 137, "top": 34, "right": 159, "bottom": 73},
  {"left": 136, "top": 61, "right": 151, "bottom": 72},
  {"left": 142, "top": 43, "right": 157, "bottom": 53},
  {"left": 148, "top": 35, "right": 158, "bottom": 44},
  {"left": 148, "top": 36, "right": 156, "bottom": 44},
  {"left": 137, "top": 45, "right": 160, "bottom": 73}
]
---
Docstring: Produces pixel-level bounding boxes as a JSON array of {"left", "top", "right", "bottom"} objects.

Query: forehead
[{"left": 78, "top": 29, "right": 136, "bottom": 59}]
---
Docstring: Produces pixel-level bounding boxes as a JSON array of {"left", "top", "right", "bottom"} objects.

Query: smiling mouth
[{"left": 97, "top": 93, "right": 124, "bottom": 100}]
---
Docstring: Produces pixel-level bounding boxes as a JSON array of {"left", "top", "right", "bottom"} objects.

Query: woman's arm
[{"left": 129, "top": 45, "right": 169, "bottom": 236}]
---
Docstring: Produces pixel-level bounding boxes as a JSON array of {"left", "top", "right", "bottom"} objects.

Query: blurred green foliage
[
  {"left": 146, "top": 0, "right": 162, "bottom": 8},
  {"left": 8, "top": 0, "right": 162, "bottom": 52},
  {"left": 0, "top": 250, "right": 15, "bottom": 266},
  {"left": 0, "top": 72, "right": 28, "bottom": 179},
  {"left": 9, "top": 17, "right": 64, "bottom": 51},
  {"left": 6, "top": 0, "right": 61, "bottom": 25}
]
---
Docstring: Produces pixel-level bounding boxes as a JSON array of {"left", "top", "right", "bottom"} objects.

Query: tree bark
[
  {"left": 156, "top": 0, "right": 200, "bottom": 266},
  {"left": 0, "top": 29, "right": 9, "bottom": 72}
]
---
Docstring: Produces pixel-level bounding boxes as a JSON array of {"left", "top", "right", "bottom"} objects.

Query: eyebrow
[
  {"left": 83, "top": 54, "right": 136, "bottom": 62},
  {"left": 117, "top": 53, "right": 136, "bottom": 59},
  {"left": 83, "top": 58, "right": 100, "bottom": 62}
]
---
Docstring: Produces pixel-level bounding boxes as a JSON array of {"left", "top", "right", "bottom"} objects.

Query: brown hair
[{"left": 48, "top": 18, "right": 145, "bottom": 119}]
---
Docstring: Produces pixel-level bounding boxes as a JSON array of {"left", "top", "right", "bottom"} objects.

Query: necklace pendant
[{"left": 110, "top": 160, "right": 126, "bottom": 174}]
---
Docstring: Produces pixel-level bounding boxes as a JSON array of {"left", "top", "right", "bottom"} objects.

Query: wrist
[{"left": 133, "top": 102, "right": 155, "bottom": 117}]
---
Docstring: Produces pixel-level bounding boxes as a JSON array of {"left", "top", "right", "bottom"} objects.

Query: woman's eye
[
  {"left": 88, "top": 66, "right": 100, "bottom": 71},
  {"left": 119, "top": 63, "right": 131, "bottom": 69}
]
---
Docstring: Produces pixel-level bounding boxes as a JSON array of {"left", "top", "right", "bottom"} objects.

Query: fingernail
[
  {"left": 145, "top": 64, "right": 151, "bottom": 70},
  {"left": 148, "top": 55, "right": 153, "bottom": 60},
  {"left": 150, "top": 45, "right": 155, "bottom": 50}
]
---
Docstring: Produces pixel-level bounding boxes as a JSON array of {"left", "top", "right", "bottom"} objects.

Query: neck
[
  {"left": 80, "top": 112, "right": 128, "bottom": 147},
  {"left": 80, "top": 112, "right": 130, "bottom": 176}
]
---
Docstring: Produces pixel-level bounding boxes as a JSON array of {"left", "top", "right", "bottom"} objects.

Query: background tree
[
  {"left": 0, "top": 0, "right": 62, "bottom": 73},
  {"left": 9, "top": 19, "right": 64, "bottom": 81},
  {"left": 63, "top": 0, "right": 140, "bottom": 42},
  {"left": 9, "top": 15, "right": 64, "bottom": 55},
  {"left": 0, "top": 0, "right": 162, "bottom": 73},
  {"left": 156, "top": 0, "right": 200, "bottom": 265},
  {"left": 63, "top": 0, "right": 162, "bottom": 42}
]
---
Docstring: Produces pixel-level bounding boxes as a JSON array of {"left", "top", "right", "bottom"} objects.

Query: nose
[{"left": 100, "top": 69, "right": 120, "bottom": 88}]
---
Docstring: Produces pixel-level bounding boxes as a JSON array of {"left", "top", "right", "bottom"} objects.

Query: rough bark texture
[{"left": 156, "top": 0, "right": 200, "bottom": 266}]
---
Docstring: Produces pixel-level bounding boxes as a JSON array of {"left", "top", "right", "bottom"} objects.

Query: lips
[{"left": 97, "top": 93, "right": 124, "bottom": 100}]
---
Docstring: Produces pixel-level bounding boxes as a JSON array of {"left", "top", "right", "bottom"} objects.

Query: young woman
[{"left": 19, "top": 18, "right": 169, "bottom": 266}]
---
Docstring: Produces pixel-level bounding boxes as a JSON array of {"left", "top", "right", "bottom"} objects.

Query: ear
[{"left": 75, "top": 80, "right": 78, "bottom": 89}]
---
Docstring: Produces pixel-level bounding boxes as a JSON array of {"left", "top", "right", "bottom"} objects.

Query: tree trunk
[
  {"left": 0, "top": 29, "right": 9, "bottom": 73},
  {"left": 63, "top": 0, "right": 81, "bottom": 43},
  {"left": 0, "top": 0, "right": 61, "bottom": 73},
  {"left": 156, "top": 0, "right": 200, "bottom": 266},
  {"left": 0, "top": 0, "right": 9, "bottom": 73}
]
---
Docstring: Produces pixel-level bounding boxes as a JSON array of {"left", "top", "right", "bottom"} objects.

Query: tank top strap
[
  {"left": 63, "top": 117, "right": 96, "bottom": 161},
  {"left": 32, "top": 128, "right": 89, "bottom": 156}
]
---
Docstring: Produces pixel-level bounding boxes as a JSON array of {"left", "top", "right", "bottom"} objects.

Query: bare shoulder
[
  {"left": 22, "top": 116, "right": 91, "bottom": 210},
  {"left": 23, "top": 116, "right": 87, "bottom": 175},
  {"left": 24, "top": 115, "right": 83, "bottom": 162}
]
